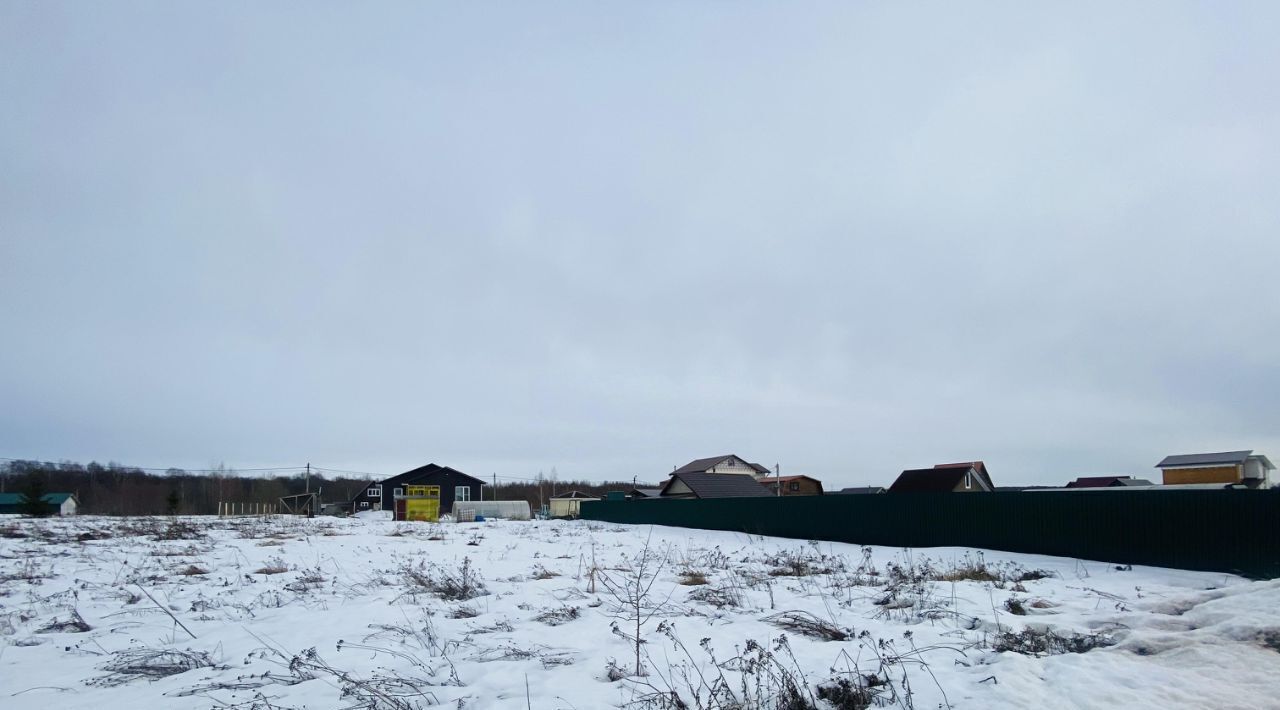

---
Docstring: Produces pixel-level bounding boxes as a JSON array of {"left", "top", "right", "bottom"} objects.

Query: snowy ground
[{"left": 1, "top": 516, "right": 1278, "bottom": 709}]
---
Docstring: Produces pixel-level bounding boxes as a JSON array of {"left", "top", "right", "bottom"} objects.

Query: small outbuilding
[
  {"left": 0, "top": 492, "right": 79, "bottom": 516},
  {"left": 549, "top": 491, "right": 599, "bottom": 518},
  {"left": 833, "top": 486, "right": 887, "bottom": 495}
]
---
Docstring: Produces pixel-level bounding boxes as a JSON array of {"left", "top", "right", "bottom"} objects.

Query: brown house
[
  {"left": 760, "top": 475, "right": 824, "bottom": 496},
  {"left": 1155, "top": 451, "right": 1274, "bottom": 488}
]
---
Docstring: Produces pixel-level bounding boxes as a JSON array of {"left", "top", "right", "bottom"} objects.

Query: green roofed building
[{"left": 0, "top": 492, "right": 80, "bottom": 516}]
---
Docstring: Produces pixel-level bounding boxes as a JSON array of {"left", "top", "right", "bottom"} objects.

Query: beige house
[{"left": 1155, "top": 451, "right": 1274, "bottom": 488}]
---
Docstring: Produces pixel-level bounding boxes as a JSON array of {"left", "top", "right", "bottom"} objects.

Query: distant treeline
[
  {"left": 0, "top": 460, "right": 373, "bottom": 516},
  {"left": 0, "top": 459, "right": 657, "bottom": 516}
]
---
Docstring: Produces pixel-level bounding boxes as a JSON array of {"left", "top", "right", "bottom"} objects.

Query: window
[
  {"left": 964, "top": 472, "right": 972, "bottom": 489},
  {"left": 368, "top": 485, "right": 382, "bottom": 499},
  {"left": 359, "top": 501, "right": 369, "bottom": 509},
  {"left": 456, "top": 486, "right": 471, "bottom": 502},
  {"left": 789, "top": 481, "right": 800, "bottom": 492},
  {"left": 393, "top": 487, "right": 404, "bottom": 498}
]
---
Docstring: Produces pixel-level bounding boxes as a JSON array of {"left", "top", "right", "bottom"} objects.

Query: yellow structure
[
  {"left": 402, "top": 485, "right": 440, "bottom": 521},
  {"left": 549, "top": 491, "right": 599, "bottom": 518}
]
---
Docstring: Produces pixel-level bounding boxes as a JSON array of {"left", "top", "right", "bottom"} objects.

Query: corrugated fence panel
[{"left": 580, "top": 490, "right": 1280, "bottom": 578}]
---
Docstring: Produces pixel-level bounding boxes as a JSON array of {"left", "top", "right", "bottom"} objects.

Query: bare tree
[{"left": 597, "top": 531, "right": 673, "bottom": 677}]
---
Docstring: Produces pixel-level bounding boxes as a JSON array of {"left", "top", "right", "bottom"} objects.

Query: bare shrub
[
  {"left": 993, "top": 628, "right": 1115, "bottom": 656},
  {"left": 816, "top": 676, "right": 876, "bottom": 710},
  {"left": 934, "top": 554, "right": 998, "bottom": 583},
  {"left": 530, "top": 564, "right": 559, "bottom": 580},
  {"left": 0, "top": 523, "right": 28, "bottom": 539},
  {"left": 765, "top": 547, "right": 844, "bottom": 578},
  {"left": 1004, "top": 597, "right": 1027, "bottom": 616},
  {"left": 89, "top": 648, "right": 219, "bottom": 687},
  {"left": 37, "top": 610, "right": 91, "bottom": 633},
  {"left": 256, "top": 557, "right": 290, "bottom": 575},
  {"left": 178, "top": 565, "right": 209, "bottom": 576},
  {"left": 678, "top": 569, "right": 709, "bottom": 586},
  {"left": 534, "top": 606, "right": 581, "bottom": 626},
  {"left": 399, "top": 557, "right": 487, "bottom": 601},
  {"left": 687, "top": 584, "right": 744, "bottom": 610},
  {"left": 762, "top": 611, "right": 850, "bottom": 641},
  {"left": 154, "top": 520, "right": 205, "bottom": 541}
]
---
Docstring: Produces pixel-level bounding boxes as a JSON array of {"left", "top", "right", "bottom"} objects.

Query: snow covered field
[{"left": 1, "top": 515, "right": 1278, "bottom": 709}]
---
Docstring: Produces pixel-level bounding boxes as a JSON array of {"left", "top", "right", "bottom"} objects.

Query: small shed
[
  {"left": 0, "top": 492, "right": 79, "bottom": 516},
  {"left": 549, "top": 491, "right": 599, "bottom": 518}
]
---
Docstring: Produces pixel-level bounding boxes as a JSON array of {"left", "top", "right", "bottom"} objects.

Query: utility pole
[
  {"left": 492, "top": 473, "right": 497, "bottom": 501},
  {"left": 305, "top": 462, "right": 311, "bottom": 494},
  {"left": 775, "top": 463, "right": 781, "bottom": 497}
]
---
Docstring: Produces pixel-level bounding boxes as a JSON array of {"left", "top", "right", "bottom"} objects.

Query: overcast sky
[{"left": 2, "top": 2, "right": 1277, "bottom": 488}]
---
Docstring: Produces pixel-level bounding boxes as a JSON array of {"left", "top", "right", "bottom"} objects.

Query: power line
[{"left": 0, "top": 456, "right": 308, "bottom": 474}]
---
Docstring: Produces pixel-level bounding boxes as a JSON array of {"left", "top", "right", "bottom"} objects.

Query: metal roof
[
  {"left": 661, "top": 471, "right": 774, "bottom": 498},
  {"left": 888, "top": 468, "right": 971, "bottom": 492},
  {"left": 673, "top": 455, "right": 769, "bottom": 476},
  {"left": 0, "top": 492, "right": 75, "bottom": 506},
  {"left": 1156, "top": 451, "right": 1252, "bottom": 468}
]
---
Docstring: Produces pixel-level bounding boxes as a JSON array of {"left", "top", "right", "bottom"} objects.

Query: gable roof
[
  {"left": 933, "top": 461, "right": 994, "bottom": 490},
  {"left": 834, "top": 486, "right": 886, "bottom": 495},
  {"left": 0, "top": 492, "right": 76, "bottom": 506},
  {"left": 385, "top": 464, "right": 487, "bottom": 487},
  {"left": 660, "top": 471, "right": 774, "bottom": 499},
  {"left": 629, "top": 488, "right": 664, "bottom": 498},
  {"left": 673, "top": 455, "right": 769, "bottom": 476},
  {"left": 1156, "top": 451, "right": 1252, "bottom": 468},
  {"left": 890, "top": 467, "right": 990, "bottom": 493},
  {"left": 550, "top": 490, "right": 597, "bottom": 499},
  {"left": 1066, "top": 476, "right": 1133, "bottom": 488}
]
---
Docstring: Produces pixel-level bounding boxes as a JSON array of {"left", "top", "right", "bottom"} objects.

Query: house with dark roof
[
  {"left": 833, "top": 486, "right": 887, "bottom": 495},
  {"left": 673, "top": 455, "right": 771, "bottom": 478},
  {"left": 761, "top": 475, "right": 824, "bottom": 496},
  {"left": 1065, "top": 476, "right": 1154, "bottom": 488},
  {"left": 658, "top": 470, "right": 775, "bottom": 499},
  {"left": 0, "top": 492, "right": 79, "bottom": 516},
  {"left": 350, "top": 463, "right": 486, "bottom": 519},
  {"left": 1155, "top": 451, "right": 1274, "bottom": 488},
  {"left": 889, "top": 462, "right": 994, "bottom": 493}
]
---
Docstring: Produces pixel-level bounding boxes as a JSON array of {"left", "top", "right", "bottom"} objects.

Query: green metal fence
[{"left": 580, "top": 490, "right": 1280, "bottom": 578}]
